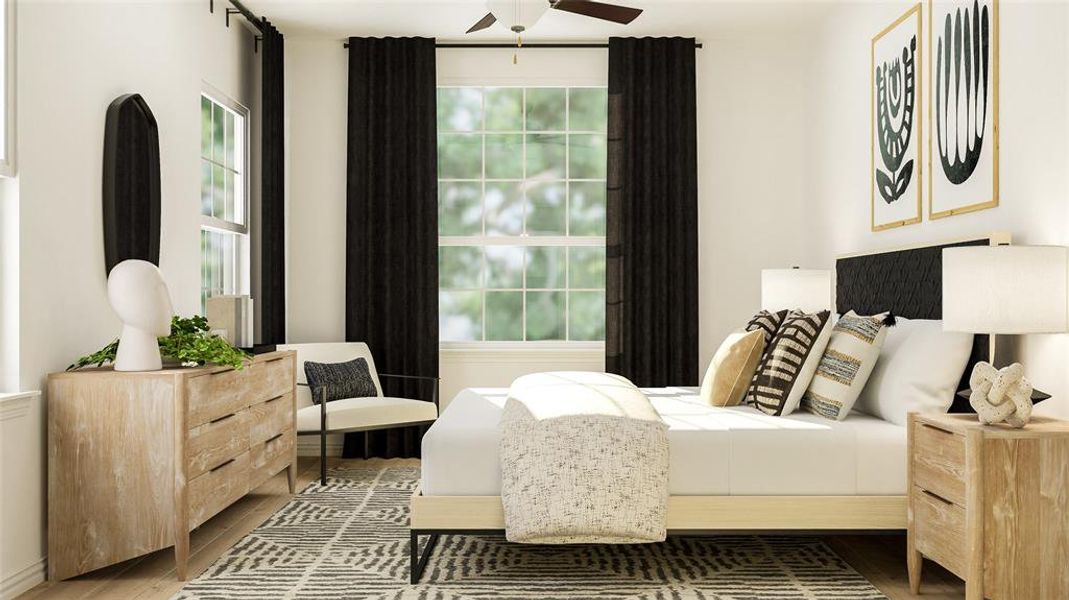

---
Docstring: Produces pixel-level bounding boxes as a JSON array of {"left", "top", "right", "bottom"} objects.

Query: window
[
  {"left": 200, "top": 91, "right": 249, "bottom": 312},
  {"left": 0, "top": 0, "right": 15, "bottom": 177},
  {"left": 437, "top": 86, "right": 607, "bottom": 343}
]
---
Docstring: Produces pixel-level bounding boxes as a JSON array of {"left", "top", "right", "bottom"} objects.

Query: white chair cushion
[{"left": 297, "top": 397, "right": 438, "bottom": 433}]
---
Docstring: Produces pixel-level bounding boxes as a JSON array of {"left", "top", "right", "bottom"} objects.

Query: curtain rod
[
  {"left": 342, "top": 41, "right": 703, "bottom": 49},
  {"left": 221, "top": 0, "right": 264, "bottom": 32}
]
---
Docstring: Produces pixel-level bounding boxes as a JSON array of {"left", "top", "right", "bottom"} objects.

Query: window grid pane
[{"left": 438, "top": 86, "right": 606, "bottom": 343}]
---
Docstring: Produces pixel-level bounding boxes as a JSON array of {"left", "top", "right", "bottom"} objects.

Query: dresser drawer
[
  {"left": 248, "top": 393, "right": 294, "bottom": 445},
  {"left": 250, "top": 429, "right": 294, "bottom": 488},
  {"left": 913, "top": 485, "right": 967, "bottom": 578},
  {"left": 187, "top": 409, "right": 250, "bottom": 479},
  {"left": 248, "top": 357, "right": 293, "bottom": 404},
  {"left": 189, "top": 450, "right": 250, "bottom": 529},
  {"left": 912, "top": 420, "right": 967, "bottom": 505},
  {"left": 188, "top": 368, "right": 250, "bottom": 428}
]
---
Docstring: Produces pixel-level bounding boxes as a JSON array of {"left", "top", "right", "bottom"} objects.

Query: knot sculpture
[{"left": 969, "top": 362, "right": 1033, "bottom": 428}]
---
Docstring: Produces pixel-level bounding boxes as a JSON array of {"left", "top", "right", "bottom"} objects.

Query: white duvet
[{"left": 422, "top": 386, "right": 908, "bottom": 497}]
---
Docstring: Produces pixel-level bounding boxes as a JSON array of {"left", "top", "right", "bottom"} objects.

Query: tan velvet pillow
[{"left": 699, "top": 330, "right": 765, "bottom": 407}]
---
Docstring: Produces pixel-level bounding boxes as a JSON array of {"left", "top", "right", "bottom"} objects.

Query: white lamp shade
[
  {"left": 487, "top": 0, "right": 550, "bottom": 30},
  {"left": 943, "top": 245, "right": 1069, "bottom": 334},
  {"left": 761, "top": 269, "right": 833, "bottom": 313}
]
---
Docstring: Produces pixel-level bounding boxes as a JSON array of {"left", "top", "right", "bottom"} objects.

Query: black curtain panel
[
  {"left": 260, "top": 20, "right": 286, "bottom": 344},
  {"left": 345, "top": 37, "right": 438, "bottom": 459},
  {"left": 605, "top": 37, "right": 699, "bottom": 387},
  {"left": 102, "top": 93, "right": 161, "bottom": 275}
]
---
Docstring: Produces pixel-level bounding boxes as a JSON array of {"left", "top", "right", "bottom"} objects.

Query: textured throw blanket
[{"left": 499, "top": 372, "right": 669, "bottom": 544}]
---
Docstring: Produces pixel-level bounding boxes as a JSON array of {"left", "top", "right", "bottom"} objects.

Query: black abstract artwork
[
  {"left": 874, "top": 35, "right": 917, "bottom": 204},
  {"left": 935, "top": 0, "right": 990, "bottom": 185}
]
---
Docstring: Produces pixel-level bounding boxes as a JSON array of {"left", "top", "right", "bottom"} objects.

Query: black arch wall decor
[{"left": 102, "top": 93, "right": 161, "bottom": 275}]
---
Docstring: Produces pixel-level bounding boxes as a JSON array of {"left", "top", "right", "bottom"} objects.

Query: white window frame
[
  {"left": 438, "top": 85, "right": 607, "bottom": 350},
  {"left": 0, "top": 0, "right": 17, "bottom": 178},
  {"left": 200, "top": 87, "right": 250, "bottom": 311}
]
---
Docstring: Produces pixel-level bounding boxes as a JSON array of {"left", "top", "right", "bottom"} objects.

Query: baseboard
[
  {"left": 1, "top": 557, "right": 46, "bottom": 600},
  {"left": 296, "top": 439, "right": 344, "bottom": 457}
]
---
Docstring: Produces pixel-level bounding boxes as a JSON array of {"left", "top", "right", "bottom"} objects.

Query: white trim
[
  {"left": 0, "top": 557, "right": 45, "bottom": 600},
  {"left": 0, "top": 390, "right": 38, "bottom": 422},
  {"left": 441, "top": 341, "right": 602, "bottom": 352},
  {"left": 296, "top": 438, "right": 344, "bottom": 457},
  {"left": 440, "top": 345, "right": 603, "bottom": 366},
  {"left": 0, "top": 0, "right": 16, "bottom": 178}
]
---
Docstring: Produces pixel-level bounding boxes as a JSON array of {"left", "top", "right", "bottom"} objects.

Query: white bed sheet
[{"left": 421, "top": 387, "right": 907, "bottom": 497}]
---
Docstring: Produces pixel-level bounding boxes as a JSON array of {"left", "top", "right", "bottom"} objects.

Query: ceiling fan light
[{"left": 487, "top": 0, "right": 550, "bottom": 30}]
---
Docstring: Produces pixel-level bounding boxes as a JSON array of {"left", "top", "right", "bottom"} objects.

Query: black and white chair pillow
[
  {"left": 747, "top": 310, "right": 833, "bottom": 416},
  {"left": 304, "top": 357, "right": 379, "bottom": 404}
]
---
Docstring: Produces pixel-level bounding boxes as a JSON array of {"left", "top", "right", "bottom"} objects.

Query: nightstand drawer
[
  {"left": 913, "top": 485, "right": 966, "bottom": 579},
  {"left": 912, "top": 420, "right": 966, "bottom": 505}
]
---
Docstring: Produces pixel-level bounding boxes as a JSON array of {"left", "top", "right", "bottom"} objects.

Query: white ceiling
[{"left": 243, "top": 0, "right": 838, "bottom": 41}]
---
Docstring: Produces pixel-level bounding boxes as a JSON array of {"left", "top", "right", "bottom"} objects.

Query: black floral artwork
[
  {"left": 874, "top": 35, "right": 917, "bottom": 204},
  {"left": 935, "top": 0, "right": 990, "bottom": 185}
]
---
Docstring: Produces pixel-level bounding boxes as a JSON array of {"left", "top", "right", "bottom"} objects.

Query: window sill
[{"left": 440, "top": 342, "right": 604, "bottom": 352}]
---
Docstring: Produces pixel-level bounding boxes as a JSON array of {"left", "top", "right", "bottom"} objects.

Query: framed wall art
[
  {"left": 929, "top": 0, "right": 999, "bottom": 219},
  {"left": 872, "top": 4, "right": 923, "bottom": 232}
]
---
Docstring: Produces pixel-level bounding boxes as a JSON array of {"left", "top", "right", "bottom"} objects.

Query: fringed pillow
[{"left": 802, "top": 311, "right": 892, "bottom": 420}]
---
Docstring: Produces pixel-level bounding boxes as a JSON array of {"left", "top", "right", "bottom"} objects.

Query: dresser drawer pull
[
  {"left": 210, "top": 458, "right": 236, "bottom": 473},
  {"left": 265, "top": 394, "right": 284, "bottom": 404},
  {"left": 922, "top": 489, "right": 954, "bottom": 506},
  {"left": 921, "top": 423, "right": 954, "bottom": 436},
  {"left": 209, "top": 412, "right": 236, "bottom": 425},
  {"left": 265, "top": 432, "right": 284, "bottom": 444}
]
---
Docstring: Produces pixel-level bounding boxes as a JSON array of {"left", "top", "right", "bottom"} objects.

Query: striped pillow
[
  {"left": 802, "top": 311, "right": 889, "bottom": 420},
  {"left": 747, "top": 310, "right": 833, "bottom": 416},
  {"left": 745, "top": 309, "right": 788, "bottom": 346}
]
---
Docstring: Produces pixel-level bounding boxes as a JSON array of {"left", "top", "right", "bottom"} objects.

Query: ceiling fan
[{"left": 466, "top": 0, "right": 643, "bottom": 35}]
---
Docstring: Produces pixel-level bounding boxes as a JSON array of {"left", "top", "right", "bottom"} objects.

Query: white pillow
[{"left": 854, "top": 317, "right": 974, "bottom": 425}]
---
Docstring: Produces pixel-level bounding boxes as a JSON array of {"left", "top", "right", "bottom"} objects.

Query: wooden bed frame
[{"left": 407, "top": 233, "right": 1009, "bottom": 584}]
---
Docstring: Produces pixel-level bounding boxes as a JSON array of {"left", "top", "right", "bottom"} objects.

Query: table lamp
[
  {"left": 942, "top": 245, "right": 1068, "bottom": 427},
  {"left": 761, "top": 268, "right": 833, "bottom": 314}
]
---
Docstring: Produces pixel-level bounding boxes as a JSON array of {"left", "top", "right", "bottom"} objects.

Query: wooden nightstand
[{"left": 907, "top": 412, "right": 1069, "bottom": 599}]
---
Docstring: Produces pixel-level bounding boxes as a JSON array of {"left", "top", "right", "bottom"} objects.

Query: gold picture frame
[
  {"left": 871, "top": 4, "right": 923, "bottom": 232},
  {"left": 928, "top": 0, "right": 999, "bottom": 220}
]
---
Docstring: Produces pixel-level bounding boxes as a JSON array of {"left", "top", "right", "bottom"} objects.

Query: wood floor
[{"left": 22, "top": 457, "right": 965, "bottom": 600}]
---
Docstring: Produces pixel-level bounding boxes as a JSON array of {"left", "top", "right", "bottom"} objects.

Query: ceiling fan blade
[
  {"left": 551, "top": 0, "right": 642, "bottom": 25},
  {"left": 466, "top": 12, "right": 497, "bottom": 33}
]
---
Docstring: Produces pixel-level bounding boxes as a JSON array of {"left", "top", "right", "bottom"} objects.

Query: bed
[{"left": 407, "top": 234, "right": 1007, "bottom": 582}]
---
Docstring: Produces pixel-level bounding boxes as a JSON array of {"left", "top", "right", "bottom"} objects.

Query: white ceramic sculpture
[
  {"left": 107, "top": 259, "right": 174, "bottom": 372},
  {"left": 968, "top": 361, "right": 1034, "bottom": 428}
]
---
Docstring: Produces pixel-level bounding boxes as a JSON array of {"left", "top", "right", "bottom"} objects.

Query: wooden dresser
[
  {"left": 47, "top": 351, "right": 297, "bottom": 581},
  {"left": 907, "top": 412, "right": 1069, "bottom": 599}
]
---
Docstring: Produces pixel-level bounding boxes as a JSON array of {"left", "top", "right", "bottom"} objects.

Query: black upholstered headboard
[{"left": 835, "top": 236, "right": 997, "bottom": 412}]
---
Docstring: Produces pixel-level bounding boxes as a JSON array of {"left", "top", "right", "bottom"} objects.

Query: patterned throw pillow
[
  {"left": 304, "top": 358, "right": 378, "bottom": 404},
  {"left": 745, "top": 309, "right": 788, "bottom": 346},
  {"left": 802, "top": 311, "right": 890, "bottom": 421},
  {"left": 747, "top": 310, "right": 833, "bottom": 416}
]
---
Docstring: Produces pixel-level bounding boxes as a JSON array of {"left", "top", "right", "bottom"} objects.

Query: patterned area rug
[{"left": 176, "top": 463, "right": 887, "bottom": 599}]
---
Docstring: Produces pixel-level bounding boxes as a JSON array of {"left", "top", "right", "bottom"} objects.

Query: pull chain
[{"left": 513, "top": 33, "right": 522, "bottom": 64}]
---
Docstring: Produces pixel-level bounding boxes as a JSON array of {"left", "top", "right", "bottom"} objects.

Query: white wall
[
  {"left": 809, "top": 0, "right": 1069, "bottom": 416},
  {"left": 285, "top": 34, "right": 820, "bottom": 411},
  {"left": 2, "top": 2, "right": 258, "bottom": 595}
]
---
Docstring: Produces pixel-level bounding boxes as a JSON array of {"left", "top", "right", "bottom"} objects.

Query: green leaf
[{"left": 68, "top": 315, "right": 250, "bottom": 371}]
